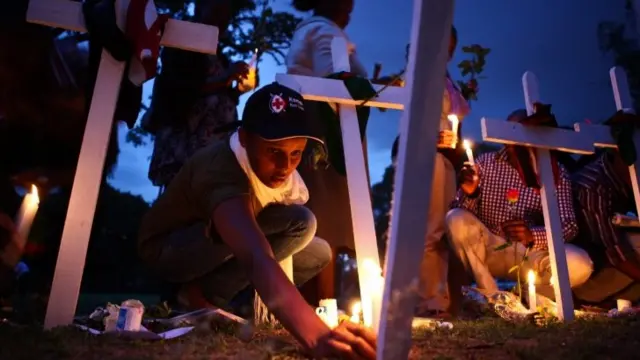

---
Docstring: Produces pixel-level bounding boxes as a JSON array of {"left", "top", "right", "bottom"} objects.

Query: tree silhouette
[{"left": 597, "top": 0, "right": 640, "bottom": 112}]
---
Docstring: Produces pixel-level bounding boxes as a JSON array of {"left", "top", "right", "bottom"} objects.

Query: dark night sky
[{"left": 110, "top": 0, "right": 628, "bottom": 202}]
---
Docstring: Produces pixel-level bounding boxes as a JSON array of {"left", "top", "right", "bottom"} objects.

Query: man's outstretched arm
[{"left": 212, "top": 196, "right": 329, "bottom": 351}]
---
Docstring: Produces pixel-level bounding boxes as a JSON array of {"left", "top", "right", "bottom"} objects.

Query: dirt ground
[{"left": 1, "top": 316, "right": 639, "bottom": 360}]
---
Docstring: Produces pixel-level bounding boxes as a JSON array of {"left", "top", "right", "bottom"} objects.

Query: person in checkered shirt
[{"left": 445, "top": 108, "right": 593, "bottom": 299}]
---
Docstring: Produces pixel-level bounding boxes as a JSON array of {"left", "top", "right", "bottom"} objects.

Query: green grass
[{"left": 1, "top": 317, "right": 638, "bottom": 359}]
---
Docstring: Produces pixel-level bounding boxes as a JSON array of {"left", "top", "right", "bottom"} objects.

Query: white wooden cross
[
  {"left": 26, "top": 0, "right": 219, "bottom": 329},
  {"left": 574, "top": 67, "right": 640, "bottom": 217},
  {"left": 275, "top": 38, "right": 403, "bottom": 325},
  {"left": 376, "top": 1, "right": 456, "bottom": 357},
  {"left": 480, "top": 71, "right": 596, "bottom": 321}
]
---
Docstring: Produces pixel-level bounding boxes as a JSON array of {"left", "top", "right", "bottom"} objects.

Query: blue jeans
[{"left": 140, "top": 204, "right": 332, "bottom": 305}]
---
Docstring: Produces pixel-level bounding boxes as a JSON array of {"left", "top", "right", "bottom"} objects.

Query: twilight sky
[{"left": 109, "top": 0, "right": 628, "bottom": 203}]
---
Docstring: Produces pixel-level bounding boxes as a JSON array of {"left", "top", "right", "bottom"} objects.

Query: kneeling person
[
  {"left": 138, "top": 83, "right": 376, "bottom": 359},
  {"left": 445, "top": 109, "right": 593, "bottom": 299}
]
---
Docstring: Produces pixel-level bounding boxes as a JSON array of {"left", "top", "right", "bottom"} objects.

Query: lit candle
[
  {"left": 350, "top": 301, "right": 362, "bottom": 323},
  {"left": 447, "top": 114, "right": 459, "bottom": 149},
  {"left": 362, "top": 259, "right": 384, "bottom": 332},
  {"left": 15, "top": 185, "right": 40, "bottom": 246},
  {"left": 318, "top": 299, "right": 339, "bottom": 328},
  {"left": 527, "top": 270, "right": 537, "bottom": 312},
  {"left": 463, "top": 139, "right": 475, "bottom": 166}
]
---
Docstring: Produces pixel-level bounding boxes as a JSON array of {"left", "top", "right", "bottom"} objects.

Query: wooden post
[
  {"left": 26, "top": 0, "right": 219, "bottom": 329},
  {"left": 377, "top": 0, "right": 454, "bottom": 358},
  {"left": 480, "top": 72, "right": 597, "bottom": 321}
]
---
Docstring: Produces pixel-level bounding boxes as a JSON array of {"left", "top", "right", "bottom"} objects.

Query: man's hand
[
  {"left": 459, "top": 162, "right": 479, "bottom": 196},
  {"left": 311, "top": 321, "right": 377, "bottom": 360},
  {"left": 437, "top": 130, "right": 456, "bottom": 149},
  {"left": 501, "top": 220, "right": 534, "bottom": 248}
]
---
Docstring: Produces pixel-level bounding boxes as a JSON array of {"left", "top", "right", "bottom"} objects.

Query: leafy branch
[{"left": 454, "top": 44, "right": 491, "bottom": 102}]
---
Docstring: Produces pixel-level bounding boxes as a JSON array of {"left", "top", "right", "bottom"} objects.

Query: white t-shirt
[{"left": 286, "top": 16, "right": 368, "bottom": 78}]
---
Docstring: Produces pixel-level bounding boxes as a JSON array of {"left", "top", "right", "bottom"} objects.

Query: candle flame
[
  {"left": 463, "top": 139, "right": 472, "bottom": 151},
  {"left": 527, "top": 270, "right": 535, "bottom": 284},
  {"left": 30, "top": 185, "right": 40, "bottom": 204},
  {"left": 447, "top": 114, "right": 459, "bottom": 122}
]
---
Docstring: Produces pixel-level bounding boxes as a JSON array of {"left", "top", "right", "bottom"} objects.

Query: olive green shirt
[{"left": 138, "top": 139, "right": 260, "bottom": 246}]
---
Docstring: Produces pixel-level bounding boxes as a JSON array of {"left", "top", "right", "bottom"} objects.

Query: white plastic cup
[
  {"left": 617, "top": 299, "right": 632, "bottom": 312},
  {"left": 318, "top": 299, "right": 339, "bottom": 328},
  {"left": 116, "top": 300, "right": 144, "bottom": 331}
]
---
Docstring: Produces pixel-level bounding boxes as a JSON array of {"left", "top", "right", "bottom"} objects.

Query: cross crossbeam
[
  {"left": 27, "top": 0, "right": 219, "bottom": 53},
  {"left": 275, "top": 74, "right": 405, "bottom": 110}
]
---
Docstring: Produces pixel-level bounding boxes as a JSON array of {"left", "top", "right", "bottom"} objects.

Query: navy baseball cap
[{"left": 241, "top": 82, "right": 323, "bottom": 144}]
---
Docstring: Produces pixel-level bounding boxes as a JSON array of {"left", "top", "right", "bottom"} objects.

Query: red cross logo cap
[{"left": 241, "top": 82, "right": 323, "bottom": 144}]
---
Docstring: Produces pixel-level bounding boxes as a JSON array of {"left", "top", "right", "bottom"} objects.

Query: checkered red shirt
[{"left": 451, "top": 149, "right": 578, "bottom": 251}]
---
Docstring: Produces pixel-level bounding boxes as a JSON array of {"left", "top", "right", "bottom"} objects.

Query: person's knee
[
  {"left": 307, "top": 236, "right": 333, "bottom": 270},
  {"left": 565, "top": 245, "right": 594, "bottom": 287},
  {"left": 445, "top": 208, "right": 479, "bottom": 246},
  {"left": 265, "top": 205, "right": 318, "bottom": 257},
  {"left": 286, "top": 205, "right": 317, "bottom": 242}
]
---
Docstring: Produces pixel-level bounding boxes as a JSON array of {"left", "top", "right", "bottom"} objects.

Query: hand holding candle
[{"left": 527, "top": 270, "right": 537, "bottom": 312}]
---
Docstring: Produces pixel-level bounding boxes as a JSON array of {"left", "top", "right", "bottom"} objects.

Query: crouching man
[
  {"left": 138, "top": 83, "right": 376, "bottom": 359},
  {"left": 445, "top": 109, "right": 593, "bottom": 299}
]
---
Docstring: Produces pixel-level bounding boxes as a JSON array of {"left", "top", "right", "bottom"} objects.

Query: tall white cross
[
  {"left": 377, "top": 0, "right": 455, "bottom": 357},
  {"left": 574, "top": 67, "right": 640, "bottom": 216},
  {"left": 480, "top": 71, "right": 596, "bottom": 321},
  {"left": 276, "top": 38, "right": 403, "bottom": 321},
  {"left": 27, "top": 0, "right": 219, "bottom": 329}
]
